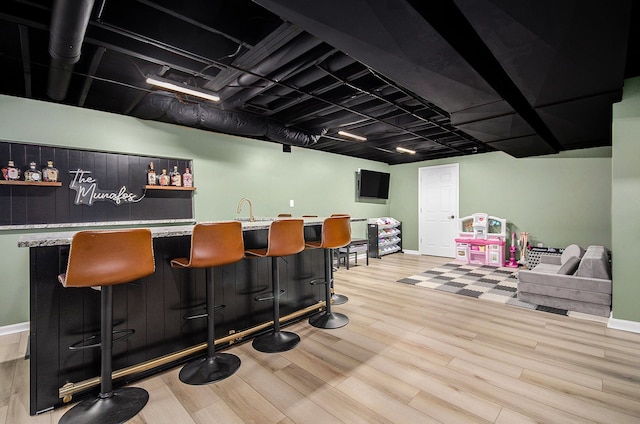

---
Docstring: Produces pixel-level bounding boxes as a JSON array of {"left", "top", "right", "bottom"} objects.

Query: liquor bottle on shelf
[
  {"left": 24, "top": 161, "right": 43, "bottom": 182},
  {"left": 42, "top": 161, "right": 59, "bottom": 182},
  {"left": 158, "top": 169, "right": 170, "bottom": 186},
  {"left": 182, "top": 167, "right": 193, "bottom": 188},
  {"left": 2, "top": 160, "right": 21, "bottom": 181},
  {"left": 147, "top": 162, "right": 157, "bottom": 185},
  {"left": 170, "top": 165, "right": 182, "bottom": 187}
]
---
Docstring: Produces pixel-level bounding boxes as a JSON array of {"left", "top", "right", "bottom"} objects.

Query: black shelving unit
[{"left": 368, "top": 219, "right": 402, "bottom": 258}]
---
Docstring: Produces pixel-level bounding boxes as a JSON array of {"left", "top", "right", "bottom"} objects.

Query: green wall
[
  {"left": 0, "top": 95, "right": 391, "bottom": 327},
  {"left": 390, "top": 150, "right": 612, "bottom": 251},
  {"left": 612, "top": 77, "right": 640, "bottom": 322},
  {"left": 0, "top": 86, "right": 633, "bottom": 327}
]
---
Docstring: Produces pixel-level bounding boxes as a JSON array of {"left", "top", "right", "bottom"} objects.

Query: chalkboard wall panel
[
  {"left": 1, "top": 140, "right": 194, "bottom": 226},
  {"left": 54, "top": 148, "right": 71, "bottom": 224}
]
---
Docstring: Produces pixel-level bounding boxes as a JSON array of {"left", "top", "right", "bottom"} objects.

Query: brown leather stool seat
[
  {"left": 171, "top": 222, "right": 245, "bottom": 385},
  {"left": 305, "top": 215, "right": 351, "bottom": 328},
  {"left": 245, "top": 219, "right": 305, "bottom": 353},
  {"left": 57, "top": 229, "right": 155, "bottom": 424}
]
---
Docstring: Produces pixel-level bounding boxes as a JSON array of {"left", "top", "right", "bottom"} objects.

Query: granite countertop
[
  {"left": 0, "top": 218, "right": 195, "bottom": 232},
  {"left": 16, "top": 217, "right": 356, "bottom": 248}
]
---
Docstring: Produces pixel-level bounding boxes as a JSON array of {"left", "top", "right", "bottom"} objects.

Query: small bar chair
[
  {"left": 305, "top": 215, "right": 351, "bottom": 329},
  {"left": 328, "top": 213, "right": 351, "bottom": 304},
  {"left": 245, "top": 219, "right": 305, "bottom": 352},
  {"left": 170, "top": 222, "right": 245, "bottom": 385},
  {"left": 58, "top": 229, "right": 155, "bottom": 424}
]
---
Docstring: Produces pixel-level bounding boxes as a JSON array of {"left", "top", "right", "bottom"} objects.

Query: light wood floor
[{"left": 2, "top": 253, "right": 640, "bottom": 423}]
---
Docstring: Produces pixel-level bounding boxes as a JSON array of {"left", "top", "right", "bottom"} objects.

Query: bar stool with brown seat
[
  {"left": 328, "top": 213, "right": 350, "bottom": 305},
  {"left": 57, "top": 229, "right": 155, "bottom": 424},
  {"left": 305, "top": 215, "right": 351, "bottom": 329},
  {"left": 170, "top": 221, "right": 245, "bottom": 385},
  {"left": 245, "top": 219, "right": 305, "bottom": 353}
]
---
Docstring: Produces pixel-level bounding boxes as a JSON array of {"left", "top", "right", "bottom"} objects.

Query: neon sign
[{"left": 69, "top": 169, "right": 144, "bottom": 206}]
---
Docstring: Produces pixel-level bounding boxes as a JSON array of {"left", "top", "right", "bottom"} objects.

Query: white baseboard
[
  {"left": 0, "top": 321, "right": 29, "bottom": 336},
  {"left": 402, "top": 249, "right": 420, "bottom": 255},
  {"left": 608, "top": 316, "right": 640, "bottom": 334}
]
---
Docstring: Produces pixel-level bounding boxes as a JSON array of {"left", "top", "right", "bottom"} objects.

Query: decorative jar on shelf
[
  {"left": 42, "top": 161, "right": 59, "bottom": 182},
  {"left": 2, "top": 160, "right": 21, "bottom": 181}
]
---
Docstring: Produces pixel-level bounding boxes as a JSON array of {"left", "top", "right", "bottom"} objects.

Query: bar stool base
[
  {"left": 179, "top": 353, "right": 241, "bottom": 385},
  {"left": 252, "top": 331, "right": 300, "bottom": 353},
  {"left": 309, "top": 312, "right": 349, "bottom": 329},
  {"left": 58, "top": 387, "right": 148, "bottom": 424},
  {"left": 331, "top": 293, "right": 349, "bottom": 305}
]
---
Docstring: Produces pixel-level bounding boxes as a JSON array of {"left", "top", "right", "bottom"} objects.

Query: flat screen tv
[{"left": 358, "top": 169, "right": 390, "bottom": 199}]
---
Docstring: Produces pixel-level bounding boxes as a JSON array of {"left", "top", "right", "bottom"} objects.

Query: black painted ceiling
[{"left": 0, "top": 0, "right": 636, "bottom": 164}]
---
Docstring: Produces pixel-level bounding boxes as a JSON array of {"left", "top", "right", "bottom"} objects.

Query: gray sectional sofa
[{"left": 517, "top": 245, "right": 612, "bottom": 317}]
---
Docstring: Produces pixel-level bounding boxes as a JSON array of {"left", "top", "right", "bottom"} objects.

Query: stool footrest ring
[
  {"left": 254, "top": 289, "right": 285, "bottom": 302},
  {"left": 68, "top": 329, "right": 135, "bottom": 351},
  {"left": 183, "top": 304, "right": 225, "bottom": 320}
]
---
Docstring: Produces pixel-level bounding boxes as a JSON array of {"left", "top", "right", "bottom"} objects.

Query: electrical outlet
[{"left": 289, "top": 199, "right": 294, "bottom": 207}]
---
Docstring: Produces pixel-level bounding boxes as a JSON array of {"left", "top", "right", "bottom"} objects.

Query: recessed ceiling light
[
  {"left": 396, "top": 147, "right": 416, "bottom": 154},
  {"left": 146, "top": 76, "right": 220, "bottom": 102},
  {"left": 338, "top": 130, "right": 367, "bottom": 141}
]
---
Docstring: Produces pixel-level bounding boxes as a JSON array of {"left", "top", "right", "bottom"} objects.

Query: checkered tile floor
[{"left": 397, "top": 262, "right": 569, "bottom": 315}]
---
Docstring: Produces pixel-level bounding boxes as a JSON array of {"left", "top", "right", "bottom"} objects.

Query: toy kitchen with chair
[{"left": 455, "top": 213, "right": 506, "bottom": 267}]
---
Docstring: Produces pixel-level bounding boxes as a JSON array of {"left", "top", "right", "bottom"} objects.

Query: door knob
[{"left": 449, "top": 215, "right": 455, "bottom": 219}]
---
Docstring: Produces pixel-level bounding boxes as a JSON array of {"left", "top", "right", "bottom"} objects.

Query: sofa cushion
[
  {"left": 557, "top": 256, "right": 580, "bottom": 275},
  {"left": 517, "top": 270, "right": 612, "bottom": 294},
  {"left": 576, "top": 246, "right": 611, "bottom": 279},
  {"left": 517, "top": 281, "right": 611, "bottom": 305},
  {"left": 561, "top": 244, "right": 585, "bottom": 264},
  {"left": 530, "top": 262, "right": 561, "bottom": 274}
]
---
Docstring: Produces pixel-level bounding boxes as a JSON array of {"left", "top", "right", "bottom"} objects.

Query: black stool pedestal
[
  {"left": 252, "top": 330, "right": 300, "bottom": 353},
  {"left": 252, "top": 256, "right": 301, "bottom": 352},
  {"left": 310, "top": 248, "right": 349, "bottom": 329},
  {"left": 179, "top": 354, "right": 241, "bottom": 385},
  {"left": 179, "top": 267, "right": 241, "bottom": 385},
  {"left": 59, "top": 286, "right": 149, "bottom": 424},
  {"left": 59, "top": 387, "right": 148, "bottom": 424}
]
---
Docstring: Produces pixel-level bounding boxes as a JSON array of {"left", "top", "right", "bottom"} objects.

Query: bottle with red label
[
  {"left": 2, "top": 160, "right": 21, "bottom": 181},
  {"left": 182, "top": 167, "right": 193, "bottom": 188},
  {"left": 158, "top": 169, "right": 170, "bottom": 186},
  {"left": 42, "top": 161, "right": 59, "bottom": 182},
  {"left": 147, "top": 162, "right": 157, "bottom": 185}
]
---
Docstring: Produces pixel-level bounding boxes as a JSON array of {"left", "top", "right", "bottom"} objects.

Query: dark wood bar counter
[{"left": 19, "top": 219, "right": 327, "bottom": 415}]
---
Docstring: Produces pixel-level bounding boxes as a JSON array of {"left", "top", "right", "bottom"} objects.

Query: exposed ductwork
[
  {"left": 47, "top": 0, "right": 95, "bottom": 100},
  {"left": 0, "top": 0, "right": 630, "bottom": 163},
  {"left": 134, "top": 93, "right": 325, "bottom": 147}
]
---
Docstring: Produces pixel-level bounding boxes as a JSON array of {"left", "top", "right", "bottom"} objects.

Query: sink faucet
[{"left": 237, "top": 197, "right": 255, "bottom": 222}]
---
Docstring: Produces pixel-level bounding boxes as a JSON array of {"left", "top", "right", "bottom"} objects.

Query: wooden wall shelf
[
  {"left": 145, "top": 185, "right": 196, "bottom": 191},
  {"left": 0, "top": 180, "right": 62, "bottom": 187}
]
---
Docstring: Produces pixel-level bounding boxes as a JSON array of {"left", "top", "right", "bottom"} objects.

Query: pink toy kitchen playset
[{"left": 455, "top": 213, "right": 506, "bottom": 266}]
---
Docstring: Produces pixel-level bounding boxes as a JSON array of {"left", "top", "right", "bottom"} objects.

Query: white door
[{"left": 419, "top": 164, "right": 459, "bottom": 257}]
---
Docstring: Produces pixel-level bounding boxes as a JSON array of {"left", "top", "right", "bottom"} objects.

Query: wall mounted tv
[{"left": 357, "top": 169, "right": 390, "bottom": 199}]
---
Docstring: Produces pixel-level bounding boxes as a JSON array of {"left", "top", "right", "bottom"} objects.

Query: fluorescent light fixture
[
  {"left": 396, "top": 146, "right": 416, "bottom": 154},
  {"left": 146, "top": 76, "right": 220, "bottom": 102},
  {"left": 338, "top": 130, "right": 367, "bottom": 141}
]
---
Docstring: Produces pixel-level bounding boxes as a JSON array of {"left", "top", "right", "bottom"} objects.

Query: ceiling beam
[
  {"left": 18, "top": 24, "right": 32, "bottom": 98},
  {"left": 408, "top": 0, "right": 562, "bottom": 153}
]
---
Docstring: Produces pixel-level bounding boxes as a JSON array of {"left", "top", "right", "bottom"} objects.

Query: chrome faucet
[{"left": 237, "top": 197, "right": 255, "bottom": 222}]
